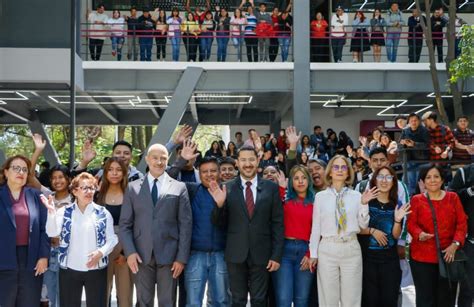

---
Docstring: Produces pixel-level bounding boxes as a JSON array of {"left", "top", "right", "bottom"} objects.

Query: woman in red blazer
[
  {"left": 407, "top": 164, "right": 467, "bottom": 307},
  {"left": 0, "top": 155, "right": 50, "bottom": 307}
]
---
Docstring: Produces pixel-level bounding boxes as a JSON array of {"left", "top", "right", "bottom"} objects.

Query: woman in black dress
[
  {"left": 350, "top": 11, "right": 370, "bottom": 62},
  {"left": 370, "top": 9, "right": 386, "bottom": 62}
]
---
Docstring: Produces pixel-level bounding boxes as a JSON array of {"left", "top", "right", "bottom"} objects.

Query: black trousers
[
  {"left": 59, "top": 267, "right": 107, "bottom": 307},
  {"left": 362, "top": 258, "right": 401, "bottom": 307},
  {"left": 308, "top": 272, "right": 319, "bottom": 306},
  {"left": 269, "top": 37, "right": 279, "bottom": 62},
  {"left": 433, "top": 40, "right": 444, "bottom": 63},
  {"left": 155, "top": 36, "right": 167, "bottom": 59},
  {"left": 408, "top": 36, "right": 423, "bottom": 63},
  {"left": 311, "top": 37, "right": 329, "bottom": 62},
  {"left": 458, "top": 240, "right": 474, "bottom": 307},
  {"left": 0, "top": 246, "right": 43, "bottom": 307},
  {"left": 183, "top": 36, "right": 199, "bottom": 61},
  {"left": 227, "top": 259, "right": 269, "bottom": 307},
  {"left": 89, "top": 38, "right": 105, "bottom": 61},
  {"left": 410, "top": 259, "right": 457, "bottom": 307},
  {"left": 245, "top": 36, "right": 258, "bottom": 62}
]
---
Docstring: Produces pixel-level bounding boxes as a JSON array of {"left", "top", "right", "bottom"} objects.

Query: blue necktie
[{"left": 151, "top": 178, "right": 158, "bottom": 207}]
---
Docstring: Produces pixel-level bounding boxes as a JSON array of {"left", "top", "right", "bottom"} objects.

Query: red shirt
[
  {"left": 310, "top": 20, "right": 328, "bottom": 38},
  {"left": 11, "top": 189, "right": 30, "bottom": 246},
  {"left": 428, "top": 124, "right": 456, "bottom": 160},
  {"left": 271, "top": 15, "right": 279, "bottom": 32},
  {"left": 283, "top": 197, "right": 313, "bottom": 242},
  {"left": 407, "top": 192, "right": 467, "bottom": 264}
]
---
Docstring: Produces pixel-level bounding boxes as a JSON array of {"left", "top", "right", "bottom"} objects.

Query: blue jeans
[
  {"left": 232, "top": 37, "right": 244, "bottom": 61},
  {"left": 216, "top": 36, "right": 229, "bottom": 62},
  {"left": 111, "top": 36, "right": 125, "bottom": 61},
  {"left": 279, "top": 37, "right": 291, "bottom": 62},
  {"left": 170, "top": 36, "right": 181, "bottom": 61},
  {"left": 272, "top": 240, "right": 314, "bottom": 307},
  {"left": 184, "top": 251, "right": 230, "bottom": 307},
  {"left": 199, "top": 37, "right": 213, "bottom": 61},
  {"left": 43, "top": 247, "right": 59, "bottom": 306},
  {"left": 139, "top": 37, "right": 153, "bottom": 61},
  {"left": 386, "top": 32, "right": 401, "bottom": 62}
]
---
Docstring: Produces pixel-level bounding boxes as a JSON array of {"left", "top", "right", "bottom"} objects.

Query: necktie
[
  {"left": 151, "top": 178, "right": 158, "bottom": 207},
  {"left": 245, "top": 181, "right": 255, "bottom": 218}
]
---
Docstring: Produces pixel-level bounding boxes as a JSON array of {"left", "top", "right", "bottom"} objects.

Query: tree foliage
[{"left": 449, "top": 25, "right": 474, "bottom": 83}]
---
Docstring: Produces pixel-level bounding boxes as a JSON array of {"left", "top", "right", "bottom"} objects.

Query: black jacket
[
  {"left": 449, "top": 163, "right": 474, "bottom": 238},
  {"left": 212, "top": 176, "right": 284, "bottom": 264}
]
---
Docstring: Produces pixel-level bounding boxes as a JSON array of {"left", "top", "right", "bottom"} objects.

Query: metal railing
[{"left": 81, "top": 23, "right": 460, "bottom": 63}]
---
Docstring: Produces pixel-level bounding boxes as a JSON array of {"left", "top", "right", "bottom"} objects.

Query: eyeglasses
[
  {"left": 78, "top": 186, "right": 96, "bottom": 193},
  {"left": 332, "top": 165, "right": 348, "bottom": 172},
  {"left": 376, "top": 174, "right": 394, "bottom": 182},
  {"left": 10, "top": 165, "right": 28, "bottom": 174}
]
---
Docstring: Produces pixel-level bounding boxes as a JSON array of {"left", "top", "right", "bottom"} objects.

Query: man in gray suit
[{"left": 119, "top": 143, "right": 192, "bottom": 307}]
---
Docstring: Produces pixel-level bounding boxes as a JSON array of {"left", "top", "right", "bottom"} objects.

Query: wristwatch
[{"left": 453, "top": 240, "right": 460, "bottom": 247}]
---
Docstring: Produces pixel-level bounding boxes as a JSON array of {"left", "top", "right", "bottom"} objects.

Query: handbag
[{"left": 425, "top": 193, "right": 468, "bottom": 283}]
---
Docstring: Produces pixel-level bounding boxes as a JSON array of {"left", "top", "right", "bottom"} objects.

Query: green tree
[{"left": 449, "top": 25, "right": 474, "bottom": 83}]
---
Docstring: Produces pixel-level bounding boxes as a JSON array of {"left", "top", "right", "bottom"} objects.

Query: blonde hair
[{"left": 324, "top": 155, "right": 354, "bottom": 187}]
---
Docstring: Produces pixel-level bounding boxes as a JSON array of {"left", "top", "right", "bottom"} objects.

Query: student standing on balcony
[
  {"left": 350, "top": 11, "right": 370, "bottom": 63},
  {"left": 370, "top": 9, "right": 386, "bottom": 63},
  {"left": 385, "top": 2, "right": 405, "bottom": 62},
  {"left": 431, "top": 8, "right": 447, "bottom": 63},
  {"left": 87, "top": 4, "right": 108, "bottom": 61},
  {"left": 125, "top": 7, "right": 139, "bottom": 61},
  {"left": 167, "top": 8, "right": 183, "bottom": 61},
  {"left": 330, "top": 6, "right": 348, "bottom": 63},
  {"left": 155, "top": 9, "right": 168, "bottom": 61},
  {"left": 108, "top": 10, "right": 126, "bottom": 61},
  {"left": 181, "top": 12, "right": 201, "bottom": 62},
  {"left": 277, "top": 10, "right": 292, "bottom": 62},
  {"left": 199, "top": 11, "right": 216, "bottom": 62},
  {"left": 407, "top": 9, "right": 425, "bottom": 63},
  {"left": 215, "top": 6, "right": 231, "bottom": 62},
  {"left": 138, "top": 8, "right": 156, "bottom": 62},
  {"left": 241, "top": 4, "right": 258, "bottom": 62},
  {"left": 311, "top": 12, "right": 329, "bottom": 62},
  {"left": 230, "top": 8, "right": 246, "bottom": 62}
]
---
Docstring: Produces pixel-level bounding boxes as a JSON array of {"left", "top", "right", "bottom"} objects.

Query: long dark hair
[
  {"left": 96, "top": 157, "right": 128, "bottom": 205},
  {"left": 369, "top": 166, "right": 398, "bottom": 206}
]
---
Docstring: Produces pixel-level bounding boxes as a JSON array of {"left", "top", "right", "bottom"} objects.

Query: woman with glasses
[
  {"left": 359, "top": 166, "right": 411, "bottom": 307},
  {"left": 95, "top": 157, "right": 133, "bottom": 307},
  {"left": 42, "top": 172, "right": 118, "bottom": 307},
  {"left": 309, "top": 155, "right": 374, "bottom": 306},
  {"left": 408, "top": 164, "right": 467, "bottom": 307},
  {"left": 0, "top": 155, "right": 50, "bottom": 307}
]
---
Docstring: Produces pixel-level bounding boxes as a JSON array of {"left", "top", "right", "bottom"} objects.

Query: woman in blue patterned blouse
[{"left": 42, "top": 172, "right": 118, "bottom": 307}]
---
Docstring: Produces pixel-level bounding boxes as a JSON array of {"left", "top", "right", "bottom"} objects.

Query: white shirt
[
  {"left": 88, "top": 12, "right": 109, "bottom": 40},
  {"left": 147, "top": 172, "right": 168, "bottom": 197},
  {"left": 46, "top": 202, "right": 118, "bottom": 271},
  {"left": 241, "top": 175, "right": 258, "bottom": 203},
  {"left": 309, "top": 188, "right": 369, "bottom": 258},
  {"left": 107, "top": 17, "right": 125, "bottom": 36},
  {"left": 330, "top": 13, "right": 348, "bottom": 37}
]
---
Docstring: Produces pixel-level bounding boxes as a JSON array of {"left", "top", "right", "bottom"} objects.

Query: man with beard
[
  {"left": 356, "top": 147, "right": 415, "bottom": 307},
  {"left": 210, "top": 146, "right": 284, "bottom": 307}
]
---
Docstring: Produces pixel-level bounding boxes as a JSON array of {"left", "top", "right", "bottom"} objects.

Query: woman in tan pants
[
  {"left": 309, "top": 155, "right": 375, "bottom": 307},
  {"left": 96, "top": 157, "right": 134, "bottom": 306}
]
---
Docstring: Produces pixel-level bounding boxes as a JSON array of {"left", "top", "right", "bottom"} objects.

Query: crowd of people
[
  {"left": 86, "top": 1, "right": 468, "bottom": 63},
  {"left": 0, "top": 109, "right": 473, "bottom": 307}
]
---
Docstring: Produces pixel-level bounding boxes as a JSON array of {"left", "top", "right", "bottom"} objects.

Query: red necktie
[{"left": 245, "top": 181, "right": 255, "bottom": 218}]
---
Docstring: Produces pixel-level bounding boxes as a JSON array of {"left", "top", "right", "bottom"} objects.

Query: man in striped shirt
[{"left": 453, "top": 116, "right": 474, "bottom": 162}]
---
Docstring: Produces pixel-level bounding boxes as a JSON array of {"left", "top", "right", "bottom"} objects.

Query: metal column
[
  {"left": 69, "top": 0, "right": 77, "bottom": 170},
  {"left": 137, "top": 67, "right": 204, "bottom": 172},
  {"left": 292, "top": 0, "right": 311, "bottom": 135},
  {"left": 28, "top": 118, "right": 61, "bottom": 166}
]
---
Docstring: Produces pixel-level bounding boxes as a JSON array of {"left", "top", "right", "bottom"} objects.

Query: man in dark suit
[
  {"left": 210, "top": 146, "right": 284, "bottom": 307},
  {"left": 119, "top": 143, "right": 192, "bottom": 307}
]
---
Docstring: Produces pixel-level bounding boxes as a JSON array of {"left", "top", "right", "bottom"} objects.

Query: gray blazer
[{"left": 119, "top": 172, "right": 192, "bottom": 265}]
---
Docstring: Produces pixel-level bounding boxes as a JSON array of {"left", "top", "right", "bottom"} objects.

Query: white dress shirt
[
  {"left": 309, "top": 188, "right": 369, "bottom": 258},
  {"left": 240, "top": 175, "right": 258, "bottom": 203},
  {"left": 46, "top": 202, "right": 118, "bottom": 271},
  {"left": 147, "top": 172, "right": 168, "bottom": 196}
]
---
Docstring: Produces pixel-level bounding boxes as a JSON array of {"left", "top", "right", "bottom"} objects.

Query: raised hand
[
  {"left": 173, "top": 125, "right": 194, "bottom": 145},
  {"left": 359, "top": 136, "right": 367, "bottom": 147},
  {"left": 32, "top": 133, "right": 46, "bottom": 152},
  {"left": 40, "top": 194, "right": 56, "bottom": 213},
  {"left": 180, "top": 139, "right": 199, "bottom": 161},
  {"left": 285, "top": 126, "right": 301, "bottom": 150},
  {"left": 82, "top": 139, "right": 97, "bottom": 163},
  {"left": 394, "top": 203, "right": 411, "bottom": 222},
  {"left": 275, "top": 170, "right": 287, "bottom": 189},
  {"left": 361, "top": 186, "right": 379, "bottom": 205},
  {"left": 346, "top": 145, "right": 353, "bottom": 157},
  {"left": 208, "top": 181, "right": 227, "bottom": 207}
]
